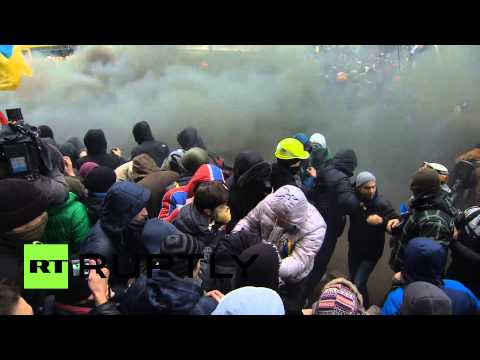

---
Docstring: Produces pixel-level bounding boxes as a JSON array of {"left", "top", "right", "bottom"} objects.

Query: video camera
[{"left": 0, "top": 108, "right": 43, "bottom": 181}]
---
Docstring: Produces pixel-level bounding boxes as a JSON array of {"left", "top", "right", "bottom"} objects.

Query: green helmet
[
  {"left": 181, "top": 147, "right": 209, "bottom": 173},
  {"left": 275, "top": 138, "right": 310, "bottom": 161}
]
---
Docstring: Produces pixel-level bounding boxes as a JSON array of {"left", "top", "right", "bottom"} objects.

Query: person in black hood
[
  {"left": 38, "top": 125, "right": 55, "bottom": 141},
  {"left": 303, "top": 149, "right": 359, "bottom": 303},
  {"left": 131, "top": 121, "right": 170, "bottom": 167},
  {"left": 79, "top": 182, "right": 151, "bottom": 296},
  {"left": 226, "top": 151, "right": 272, "bottom": 231},
  {"left": 177, "top": 127, "right": 232, "bottom": 178},
  {"left": 60, "top": 142, "right": 78, "bottom": 168},
  {"left": 83, "top": 166, "right": 117, "bottom": 224},
  {"left": 60, "top": 137, "right": 85, "bottom": 170},
  {"left": 37, "top": 125, "right": 65, "bottom": 174},
  {"left": 232, "top": 242, "right": 280, "bottom": 291},
  {"left": 177, "top": 127, "right": 207, "bottom": 150},
  {"left": 77, "top": 129, "right": 125, "bottom": 170}
]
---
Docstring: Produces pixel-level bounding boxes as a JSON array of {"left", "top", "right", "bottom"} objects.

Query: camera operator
[
  {"left": 0, "top": 108, "right": 68, "bottom": 206},
  {"left": 447, "top": 206, "right": 480, "bottom": 298}
]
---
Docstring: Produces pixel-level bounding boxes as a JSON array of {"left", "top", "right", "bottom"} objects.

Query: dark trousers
[
  {"left": 278, "top": 278, "right": 308, "bottom": 314},
  {"left": 348, "top": 249, "right": 378, "bottom": 307},
  {"left": 302, "top": 231, "right": 339, "bottom": 303}
]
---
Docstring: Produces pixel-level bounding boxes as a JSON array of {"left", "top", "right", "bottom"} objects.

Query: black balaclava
[
  {"left": 132, "top": 121, "right": 154, "bottom": 144},
  {"left": 277, "top": 158, "right": 301, "bottom": 175},
  {"left": 177, "top": 127, "right": 206, "bottom": 151},
  {"left": 83, "top": 129, "right": 108, "bottom": 156}
]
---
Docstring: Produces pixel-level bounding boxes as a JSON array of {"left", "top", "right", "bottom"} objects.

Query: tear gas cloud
[{"left": 1, "top": 45, "right": 479, "bottom": 204}]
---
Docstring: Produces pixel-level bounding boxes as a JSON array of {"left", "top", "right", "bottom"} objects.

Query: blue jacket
[
  {"left": 118, "top": 270, "right": 217, "bottom": 315},
  {"left": 381, "top": 238, "right": 480, "bottom": 315},
  {"left": 80, "top": 182, "right": 151, "bottom": 288},
  {"left": 381, "top": 279, "right": 479, "bottom": 315}
]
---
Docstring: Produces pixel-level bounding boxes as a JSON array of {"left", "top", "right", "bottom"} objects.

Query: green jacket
[
  {"left": 42, "top": 192, "right": 91, "bottom": 253},
  {"left": 390, "top": 193, "right": 456, "bottom": 273}
]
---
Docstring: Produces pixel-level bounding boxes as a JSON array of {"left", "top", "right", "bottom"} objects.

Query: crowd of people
[{"left": 0, "top": 118, "right": 479, "bottom": 316}]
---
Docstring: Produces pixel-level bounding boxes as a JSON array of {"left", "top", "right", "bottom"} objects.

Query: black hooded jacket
[
  {"left": 80, "top": 182, "right": 151, "bottom": 292},
  {"left": 77, "top": 130, "right": 125, "bottom": 170},
  {"left": 308, "top": 149, "right": 359, "bottom": 237},
  {"left": 448, "top": 232, "right": 480, "bottom": 298},
  {"left": 177, "top": 127, "right": 232, "bottom": 178},
  {"left": 119, "top": 270, "right": 217, "bottom": 315},
  {"left": 60, "top": 137, "right": 85, "bottom": 169},
  {"left": 348, "top": 190, "right": 399, "bottom": 261},
  {"left": 271, "top": 159, "right": 303, "bottom": 192},
  {"left": 131, "top": 121, "right": 170, "bottom": 167},
  {"left": 227, "top": 151, "right": 272, "bottom": 230},
  {"left": 177, "top": 127, "right": 206, "bottom": 150}
]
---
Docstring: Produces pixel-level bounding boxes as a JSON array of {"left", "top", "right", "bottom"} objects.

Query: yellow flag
[{"left": 0, "top": 46, "right": 33, "bottom": 91}]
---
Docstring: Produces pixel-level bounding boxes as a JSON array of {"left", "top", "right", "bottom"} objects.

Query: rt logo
[{"left": 24, "top": 244, "right": 69, "bottom": 289}]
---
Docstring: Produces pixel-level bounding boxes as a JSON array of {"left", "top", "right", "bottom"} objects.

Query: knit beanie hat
[
  {"left": 233, "top": 242, "right": 281, "bottom": 291},
  {"left": 79, "top": 162, "right": 99, "bottom": 179},
  {"left": 310, "top": 133, "right": 327, "bottom": 148},
  {"left": 312, "top": 278, "right": 366, "bottom": 315},
  {"left": 410, "top": 168, "right": 441, "bottom": 198},
  {"left": 0, "top": 178, "right": 49, "bottom": 232},
  {"left": 355, "top": 171, "right": 377, "bottom": 188},
  {"left": 293, "top": 133, "right": 309, "bottom": 146},
  {"left": 141, "top": 219, "right": 200, "bottom": 278},
  {"left": 400, "top": 281, "right": 452, "bottom": 315},
  {"left": 84, "top": 166, "right": 117, "bottom": 193}
]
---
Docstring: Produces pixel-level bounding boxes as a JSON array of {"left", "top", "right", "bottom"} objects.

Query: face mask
[
  {"left": 214, "top": 205, "right": 231, "bottom": 225},
  {"left": 288, "top": 165, "right": 301, "bottom": 175},
  {"left": 8, "top": 212, "right": 48, "bottom": 243}
]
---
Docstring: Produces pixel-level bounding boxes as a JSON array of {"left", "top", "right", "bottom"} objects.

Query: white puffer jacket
[{"left": 233, "top": 185, "right": 327, "bottom": 283}]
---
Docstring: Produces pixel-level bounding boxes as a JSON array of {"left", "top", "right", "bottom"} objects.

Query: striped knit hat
[{"left": 312, "top": 278, "right": 366, "bottom": 315}]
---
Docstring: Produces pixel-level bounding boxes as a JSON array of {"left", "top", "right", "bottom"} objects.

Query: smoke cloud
[{"left": 1, "top": 45, "right": 479, "bottom": 205}]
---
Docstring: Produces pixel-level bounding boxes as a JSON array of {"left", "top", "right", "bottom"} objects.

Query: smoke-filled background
[{"left": 1, "top": 45, "right": 479, "bottom": 302}]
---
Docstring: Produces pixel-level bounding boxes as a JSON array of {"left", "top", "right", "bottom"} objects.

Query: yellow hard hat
[{"left": 275, "top": 138, "right": 310, "bottom": 160}]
